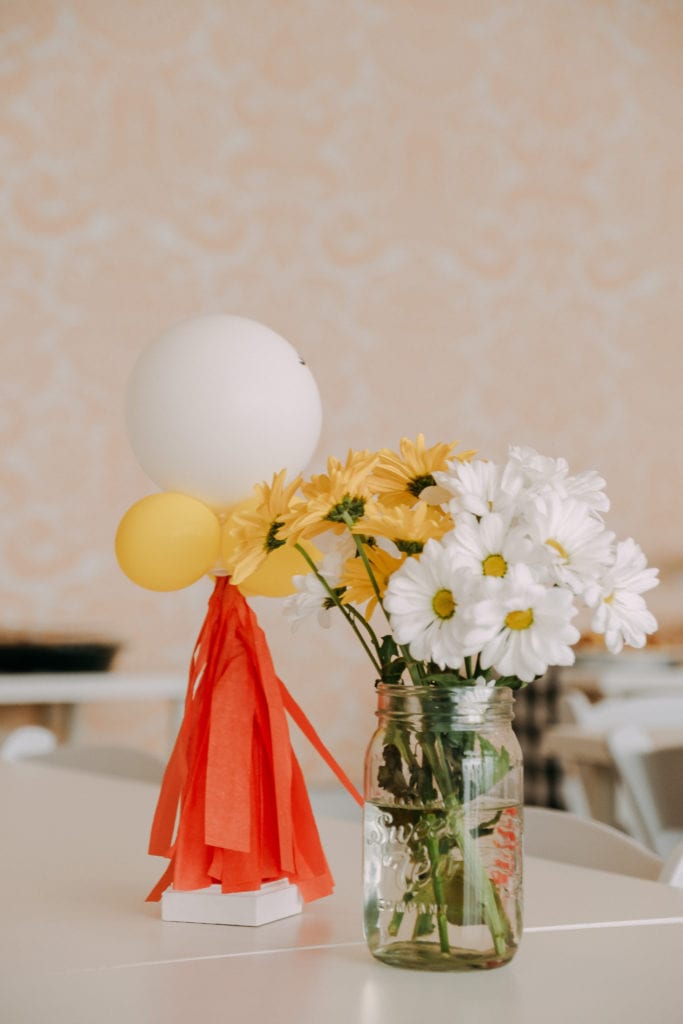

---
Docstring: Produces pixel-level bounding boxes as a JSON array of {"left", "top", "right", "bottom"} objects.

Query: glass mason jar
[{"left": 363, "top": 684, "right": 523, "bottom": 971}]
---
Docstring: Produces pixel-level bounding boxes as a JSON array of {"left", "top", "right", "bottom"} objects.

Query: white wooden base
[{"left": 161, "top": 879, "right": 302, "bottom": 926}]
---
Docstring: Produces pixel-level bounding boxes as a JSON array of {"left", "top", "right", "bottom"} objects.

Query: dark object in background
[
  {"left": 512, "top": 668, "right": 566, "bottom": 810},
  {"left": 0, "top": 634, "right": 120, "bottom": 673}
]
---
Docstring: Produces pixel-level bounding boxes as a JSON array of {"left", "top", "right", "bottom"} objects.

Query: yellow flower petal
[
  {"left": 281, "top": 449, "right": 379, "bottom": 541},
  {"left": 369, "top": 434, "right": 475, "bottom": 507},
  {"left": 354, "top": 499, "right": 453, "bottom": 552},
  {"left": 340, "top": 546, "right": 406, "bottom": 620},
  {"left": 225, "top": 470, "right": 302, "bottom": 584}
]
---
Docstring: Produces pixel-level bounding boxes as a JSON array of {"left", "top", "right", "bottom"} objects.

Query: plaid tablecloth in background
[{"left": 512, "top": 668, "right": 566, "bottom": 810}]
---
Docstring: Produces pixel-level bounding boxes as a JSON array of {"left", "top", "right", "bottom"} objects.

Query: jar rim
[
  {"left": 375, "top": 682, "right": 514, "bottom": 699},
  {"left": 374, "top": 682, "right": 516, "bottom": 723}
]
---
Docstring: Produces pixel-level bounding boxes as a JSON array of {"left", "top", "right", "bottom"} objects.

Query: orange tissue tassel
[{"left": 146, "top": 575, "right": 361, "bottom": 903}]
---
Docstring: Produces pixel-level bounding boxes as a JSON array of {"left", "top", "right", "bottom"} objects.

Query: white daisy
[
  {"left": 444, "top": 511, "right": 537, "bottom": 580},
  {"left": 585, "top": 538, "right": 659, "bottom": 654},
  {"left": 507, "top": 445, "right": 609, "bottom": 514},
  {"left": 526, "top": 493, "right": 614, "bottom": 595},
  {"left": 564, "top": 469, "right": 610, "bottom": 514},
  {"left": 458, "top": 676, "right": 498, "bottom": 725},
  {"left": 507, "top": 445, "right": 569, "bottom": 494},
  {"left": 383, "top": 539, "right": 472, "bottom": 670},
  {"left": 464, "top": 563, "right": 580, "bottom": 683},
  {"left": 283, "top": 550, "right": 344, "bottom": 633},
  {"left": 434, "top": 458, "right": 521, "bottom": 518}
]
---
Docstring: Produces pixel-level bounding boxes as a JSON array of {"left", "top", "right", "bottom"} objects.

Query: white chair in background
[
  {"left": 31, "top": 743, "right": 165, "bottom": 783},
  {"left": 0, "top": 724, "right": 164, "bottom": 783},
  {"left": 594, "top": 666, "right": 683, "bottom": 699},
  {"left": 556, "top": 691, "right": 683, "bottom": 830},
  {"left": 310, "top": 787, "right": 362, "bottom": 822},
  {"left": 525, "top": 805, "right": 683, "bottom": 887},
  {"left": 0, "top": 724, "right": 58, "bottom": 760},
  {"left": 659, "top": 839, "right": 683, "bottom": 887},
  {"left": 606, "top": 726, "right": 683, "bottom": 859},
  {"left": 524, "top": 805, "right": 663, "bottom": 880},
  {"left": 561, "top": 690, "right": 683, "bottom": 730}
]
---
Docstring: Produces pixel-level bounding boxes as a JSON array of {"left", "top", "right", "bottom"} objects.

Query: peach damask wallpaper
[{"left": 1, "top": 1, "right": 682, "bottom": 781}]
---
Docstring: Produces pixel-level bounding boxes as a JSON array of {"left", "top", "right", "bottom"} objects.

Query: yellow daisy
[
  {"left": 340, "top": 546, "right": 406, "bottom": 620},
  {"left": 354, "top": 500, "right": 453, "bottom": 555},
  {"left": 282, "top": 449, "right": 379, "bottom": 541},
  {"left": 370, "top": 434, "right": 476, "bottom": 507},
  {"left": 226, "top": 470, "right": 302, "bottom": 584}
]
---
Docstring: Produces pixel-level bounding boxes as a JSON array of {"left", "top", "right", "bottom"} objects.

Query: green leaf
[
  {"left": 419, "top": 671, "right": 467, "bottom": 686},
  {"left": 442, "top": 863, "right": 486, "bottom": 926},
  {"left": 481, "top": 741, "right": 511, "bottom": 786},
  {"left": 478, "top": 736, "right": 511, "bottom": 789},
  {"left": 413, "top": 910, "right": 436, "bottom": 937},
  {"left": 378, "top": 634, "right": 400, "bottom": 662},
  {"left": 378, "top": 635, "right": 406, "bottom": 684},
  {"left": 409, "top": 762, "right": 437, "bottom": 805},
  {"left": 495, "top": 675, "right": 527, "bottom": 691},
  {"left": 376, "top": 744, "right": 411, "bottom": 800},
  {"left": 470, "top": 808, "right": 504, "bottom": 839}
]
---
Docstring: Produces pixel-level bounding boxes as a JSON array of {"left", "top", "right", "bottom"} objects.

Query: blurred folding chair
[
  {"left": 554, "top": 691, "right": 683, "bottom": 830},
  {"left": 607, "top": 726, "right": 683, "bottom": 859},
  {"left": 525, "top": 804, "right": 683, "bottom": 887},
  {"left": 310, "top": 787, "right": 362, "bottom": 822},
  {"left": 0, "top": 724, "right": 164, "bottom": 784},
  {"left": 561, "top": 690, "right": 683, "bottom": 730},
  {"left": 0, "top": 724, "right": 58, "bottom": 761},
  {"left": 524, "top": 805, "right": 663, "bottom": 880}
]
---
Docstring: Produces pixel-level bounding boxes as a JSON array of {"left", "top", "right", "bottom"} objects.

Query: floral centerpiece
[{"left": 226, "top": 437, "right": 659, "bottom": 970}]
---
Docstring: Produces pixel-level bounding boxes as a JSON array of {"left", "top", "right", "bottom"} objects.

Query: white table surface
[
  {"left": 2, "top": 762, "right": 683, "bottom": 1023},
  {"left": 568, "top": 652, "right": 683, "bottom": 698},
  {"left": 0, "top": 670, "right": 187, "bottom": 705},
  {"left": 0, "top": 671, "right": 188, "bottom": 748}
]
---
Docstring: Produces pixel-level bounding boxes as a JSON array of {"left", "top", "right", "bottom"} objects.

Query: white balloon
[{"left": 126, "top": 314, "right": 322, "bottom": 510}]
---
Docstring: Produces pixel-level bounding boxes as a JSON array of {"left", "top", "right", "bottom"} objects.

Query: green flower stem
[
  {"left": 399, "top": 643, "right": 427, "bottom": 685},
  {"left": 388, "top": 908, "right": 404, "bottom": 937},
  {"left": 345, "top": 603, "right": 385, "bottom": 646},
  {"left": 446, "top": 800, "right": 513, "bottom": 956},
  {"left": 294, "top": 543, "right": 382, "bottom": 675},
  {"left": 472, "top": 655, "right": 484, "bottom": 680},
  {"left": 338, "top": 513, "right": 426, "bottom": 685},
  {"left": 422, "top": 733, "right": 514, "bottom": 958},
  {"left": 385, "top": 722, "right": 420, "bottom": 775},
  {"left": 424, "top": 827, "right": 451, "bottom": 954},
  {"left": 341, "top": 511, "right": 384, "bottom": 606}
]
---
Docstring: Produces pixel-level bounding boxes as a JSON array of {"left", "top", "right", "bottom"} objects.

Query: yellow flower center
[
  {"left": 482, "top": 553, "right": 507, "bottom": 577},
  {"left": 605, "top": 591, "right": 615, "bottom": 605},
  {"left": 432, "top": 588, "right": 456, "bottom": 620},
  {"left": 505, "top": 608, "right": 534, "bottom": 631},
  {"left": 546, "top": 538, "right": 568, "bottom": 561}
]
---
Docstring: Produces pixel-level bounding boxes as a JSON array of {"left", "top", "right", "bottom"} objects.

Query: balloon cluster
[{"left": 115, "top": 315, "right": 323, "bottom": 596}]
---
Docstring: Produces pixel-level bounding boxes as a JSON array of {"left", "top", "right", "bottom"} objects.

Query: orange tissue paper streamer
[{"left": 146, "top": 575, "right": 362, "bottom": 903}]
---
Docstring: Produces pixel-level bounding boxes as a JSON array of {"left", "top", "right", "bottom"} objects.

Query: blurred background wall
[{"left": 1, "top": 0, "right": 682, "bottom": 785}]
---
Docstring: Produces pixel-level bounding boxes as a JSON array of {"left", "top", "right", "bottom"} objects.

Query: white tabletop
[
  {"left": 569, "top": 652, "right": 683, "bottom": 698},
  {"left": 2, "top": 762, "right": 683, "bottom": 1022},
  {"left": 0, "top": 670, "right": 187, "bottom": 704}
]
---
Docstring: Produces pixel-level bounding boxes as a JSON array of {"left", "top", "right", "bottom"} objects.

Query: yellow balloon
[
  {"left": 239, "top": 541, "right": 320, "bottom": 598},
  {"left": 115, "top": 493, "right": 221, "bottom": 591}
]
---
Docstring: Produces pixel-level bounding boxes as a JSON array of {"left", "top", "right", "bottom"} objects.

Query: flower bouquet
[{"left": 226, "top": 437, "right": 659, "bottom": 970}]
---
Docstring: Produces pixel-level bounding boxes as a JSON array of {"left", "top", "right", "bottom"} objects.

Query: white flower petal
[
  {"left": 384, "top": 539, "right": 471, "bottom": 670},
  {"left": 588, "top": 539, "right": 659, "bottom": 652},
  {"left": 463, "top": 563, "right": 579, "bottom": 682}
]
